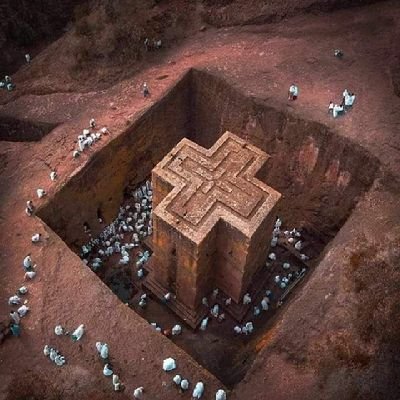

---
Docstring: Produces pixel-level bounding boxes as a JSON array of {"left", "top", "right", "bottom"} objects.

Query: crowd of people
[
  {"left": 51, "top": 166, "right": 310, "bottom": 397},
  {"left": 328, "top": 88, "right": 356, "bottom": 118},
  {"left": 0, "top": 54, "right": 31, "bottom": 93},
  {"left": 162, "top": 357, "right": 226, "bottom": 399},
  {"left": 80, "top": 180, "right": 153, "bottom": 272},
  {"left": 289, "top": 82, "right": 356, "bottom": 118},
  {"left": 69, "top": 167, "right": 311, "bottom": 394},
  {"left": 155, "top": 216, "right": 310, "bottom": 338},
  {"left": 144, "top": 38, "right": 162, "bottom": 52},
  {"left": 73, "top": 119, "right": 110, "bottom": 158},
  {"left": 288, "top": 49, "right": 357, "bottom": 119},
  {"left": 2, "top": 176, "right": 55, "bottom": 342},
  {"left": 0, "top": 75, "right": 15, "bottom": 91}
]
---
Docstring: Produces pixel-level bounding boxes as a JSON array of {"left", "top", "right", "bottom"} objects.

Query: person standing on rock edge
[
  {"left": 143, "top": 82, "right": 150, "bottom": 98},
  {"left": 25, "top": 200, "right": 34, "bottom": 216},
  {"left": 288, "top": 84, "right": 299, "bottom": 101},
  {"left": 144, "top": 38, "right": 150, "bottom": 52}
]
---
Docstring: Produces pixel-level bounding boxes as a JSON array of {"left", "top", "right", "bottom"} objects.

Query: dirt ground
[{"left": 1, "top": 1, "right": 400, "bottom": 399}]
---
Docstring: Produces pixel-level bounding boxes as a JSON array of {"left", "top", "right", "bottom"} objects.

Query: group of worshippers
[
  {"left": 95, "top": 340, "right": 129, "bottom": 393},
  {"left": 0, "top": 54, "right": 31, "bottom": 93},
  {"left": 4, "top": 239, "right": 43, "bottom": 340},
  {"left": 163, "top": 357, "right": 227, "bottom": 399},
  {"left": 43, "top": 324, "right": 86, "bottom": 367},
  {"left": 5, "top": 285, "right": 30, "bottom": 339},
  {"left": 144, "top": 37, "right": 162, "bottom": 52},
  {"left": 5, "top": 214, "right": 45, "bottom": 339},
  {"left": 288, "top": 49, "right": 356, "bottom": 119},
  {"left": 4, "top": 203, "right": 49, "bottom": 339},
  {"left": 197, "top": 290, "right": 254, "bottom": 334},
  {"left": 195, "top": 216, "right": 309, "bottom": 337},
  {"left": 289, "top": 83, "right": 356, "bottom": 118},
  {"left": 0, "top": 75, "right": 15, "bottom": 92},
  {"left": 328, "top": 88, "right": 356, "bottom": 118},
  {"left": 73, "top": 119, "right": 109, "bottom": 158},
  {"left": 80, "top": 180, "right": 153, "bottom": 274},
  {"left": 77, "top": 178, "right": 309, "bottom": 360},
  {"left": 3, "top": 152, "right": 62, "bottom": 341},
  {"left": 269, "top": 219, "right": 309, "bottom": 291},
  {"left": 43, "top": 322, "right": 127, "bottom": 393},
  {"left": 43, "top": 317, "right": 144, "bottom": 397}
]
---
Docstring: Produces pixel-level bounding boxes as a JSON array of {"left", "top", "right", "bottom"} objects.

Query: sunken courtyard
[
  {"left": 1, "top": 2, "right": 400, "bottom": 399},
  {"left": 37, "top": 71, "right": 379, "bottom": 386}
]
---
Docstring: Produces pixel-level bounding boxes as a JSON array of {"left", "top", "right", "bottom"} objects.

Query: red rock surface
[{"left": 0, "top": 1, "right": 400, "bottom": 399}]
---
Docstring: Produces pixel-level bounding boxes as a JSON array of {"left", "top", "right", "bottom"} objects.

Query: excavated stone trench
[
  {"left": 37, "top": 69, "right": 380, "bottom": 387},
  {"left": 0, "top": 115, "right": 57, "bottom": 142}
]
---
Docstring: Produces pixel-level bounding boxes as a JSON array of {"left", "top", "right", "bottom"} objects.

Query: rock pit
[{"left": 36, "top": 69, "right": 380, "bottom": 387}]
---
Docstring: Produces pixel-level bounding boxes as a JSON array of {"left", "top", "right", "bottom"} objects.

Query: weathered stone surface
[{"left": 149, "top": 131, "right": 281, "bottom": 313}]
